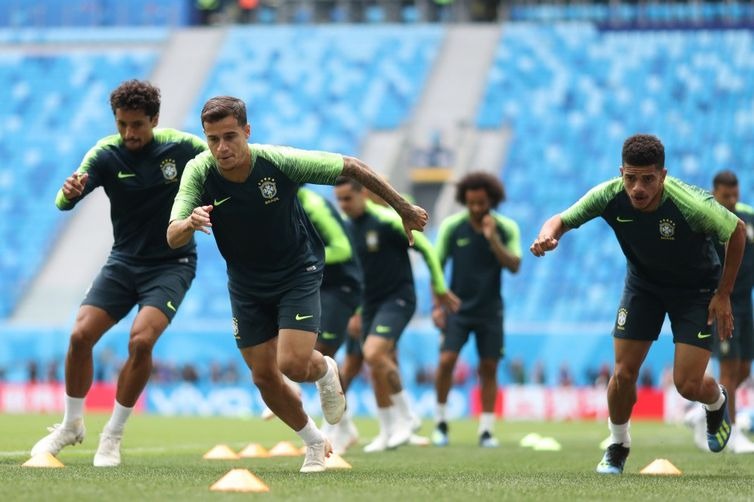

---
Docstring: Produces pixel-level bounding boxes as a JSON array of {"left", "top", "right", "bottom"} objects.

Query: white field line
[{"left": 0, "top": 441, "right": 252, "bottom": 458}]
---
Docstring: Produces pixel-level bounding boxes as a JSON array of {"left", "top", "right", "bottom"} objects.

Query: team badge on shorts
[
  {"left": 616, "top": 308, "right": 628, "bottom": 330},
  {"left": 160, "top": 158, "right": 177, "bottom": 181},
  {"left": 232, "top": 317, "right": 240, "bottom": 340},
  {"left": 659, "top": 219, "right": 675, "bottom": 240}
]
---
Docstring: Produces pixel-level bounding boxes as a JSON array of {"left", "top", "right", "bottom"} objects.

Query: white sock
[
  {"left": 63, "top": 395, "right": 85, "bottom": 428},
  {"left": 608, "top": 418, "right": 631, "bottom": 447},
  {"left": 436, "top": 403, "right": 447, "bottom": 424},
  {"left": 704, "top": 385, "right": 725, "bottom": 411},
  {"left": 316, "top": 360, "right": 335, "bottom": 384},
  {"left": 104, "top": 400, "right": 133, "bottom": 435},
  {"left": 296, "top": 416, "right": 325, "bottom": 445},
  {"left": 377, "top": 406, "right": 394, "bottom": 436},
  {"left": 479, "top": 412, "right": 495, "bottom": 435},
  {"left": 391, "top": 390, "right": 412, "bottom": 422}
]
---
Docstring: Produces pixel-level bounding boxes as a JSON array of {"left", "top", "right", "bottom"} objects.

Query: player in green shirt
[
  {"left": 531, "top": 134, "right": 746, "bottom": 474},
  {"left": 31, "top": 80, "right": 207, "bottom": 467},
  {"left": 431, "top": 172, "right": 521, "bottom": 448},
  {"left": 167, "top": 96, "right": 428, "bottom": 472}
]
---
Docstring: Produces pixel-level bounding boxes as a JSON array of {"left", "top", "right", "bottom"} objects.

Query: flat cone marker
[
  {"left": 640, "top": 458, "right": 682, "bottom": 476},
  {"left": 325, "top": 453, "right": 352, "bottom": 469},
  {"left": 299, "top": 445, "right": 307, "bottom": 455},
  {"left": 22, "top": 452, "right": 64, "bottom": 468},
  {"left": 533, "top": 437, "right": 562, "bottom": 451},
  {"left": 203, "top": 444, "right": 240, "bottom": 460},
  {"left": 599, "top": 436, "right": 612, "bottom": 450},
  {"left": 519, "top": 433, "right": 542, "bottom": 448},
  {"left": 210, "top": 469, "right": 269, "bottom": 493},
  {"left": 239, "top": 443, "right": 270, "bottom": 458},
  {"left": 269, "top": 441, "right": 301, "bottom": 456}
]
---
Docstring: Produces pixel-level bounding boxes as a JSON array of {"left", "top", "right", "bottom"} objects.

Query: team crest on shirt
[
  {"left": 366, "top": 230, "right": 380, "bottom": 252},
  {"left": 659, "top": 218, "right": 675, "bottom": 240},
  {"left": 160, "top": 158, "right": 178, "bottom": 182},
  {"left": 616, "top": 308, "right": 628, "bottom": 330},
  {"left": 258, "top": 177, "right": 279, "bottom": 204}
]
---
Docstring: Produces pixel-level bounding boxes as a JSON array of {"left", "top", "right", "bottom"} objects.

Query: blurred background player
[
  {"left": 31, "top": 80, "right": 207, "bottom": 466},
  {"left": 168, "top": 96, "right": 429, "bottom": 471},
  {"left": 431, "top": 171, "right": 521, "bottom": 448},
  {"left": 686, "top": 170, "right": 754, "bottom": 453},
  {"left": 530, "top": 134, "right": 746, "bottom": 474},
  {"left": 335, "top": 176, "right": 460, "bottom": 452}
]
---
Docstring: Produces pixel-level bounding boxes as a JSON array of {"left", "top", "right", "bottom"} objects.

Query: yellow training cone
[
  {"left": 269, "top": 441, "right": 301, "bottom": 456},
  {"left": 203, "top": 444, "right": 240, "bottom": 460},
  {"left": 533, "top": 437, "right": 562, "bottom": 451},
  {"left": 239, "top": 443, "right": 270, "bottom": 458},
  {"left": 325, "top": 453, "right": 352, "bottom": 469},
  {"left": 22, "top": 452, "right": 64, "bottom": 468},
  {"left": 210, "top": 468, "right": 270, "bottom": 493},
  {"left": 640, "top": 459, "right": 682, "bottom": 476},
  {"left": 519, "top": 433, "right": 542, "bottom": 448}
]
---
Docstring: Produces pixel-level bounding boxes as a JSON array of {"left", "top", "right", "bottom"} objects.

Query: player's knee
[
  {"left": 69, "top": 328, "right": 96, "bottom": 353},
  {"left": 127, "top": 333, "right": 156, "bottom": 359},
  {"left": 612, "top": 366, "right": 639, "bottom": 387},
  {"left": 478, "top": 361, "right": 497, "bottom": 380},
  {"left": 363, "top": 348, "right": 388, "bottom": 368},
  {"left": 674, "top": 380, "right": 702, "bottom": 401},
  {"left": 277, "top": 356, "right": 308, "bottom": 382},
  {"left": 438, "top": 353, "right": 458, "bottom": 372},
  {"left": 251, "top": 368, "right": 277, "bottom": 390}
]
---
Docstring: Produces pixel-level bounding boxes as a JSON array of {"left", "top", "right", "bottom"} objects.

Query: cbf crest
[
  {"left": 160, "top": 158, "right": 177, "bottom": 182},
  {"left": 258, "top": 177, "right": 279, "bottom": 204},
  {"left": 659, "top": 218, "right": 675, "bottom": 240},
  {"left": 616, "top": 308, "right": 628, "bottom": 330}
]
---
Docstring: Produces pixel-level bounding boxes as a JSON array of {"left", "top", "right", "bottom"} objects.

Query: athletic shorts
[
  {"left": 230, "top": 272, "right": 322, "bottom": 349},
  {"left": 83, "top": 255, "right": 196, "bottom": 322},
  {"left": 713, "top": 294, "right": 754, "bottom": 360},
  {"left": 613, "top": 279, "right": 715, "bottom": 350},
  {"left": 441, "top": 311, "right": 504, "bottom": 360},
  {"left": 317, "top": 284, "right": 361, "bottom": 349},
  {"left": 361, "top": 290, "right": 416, "bottom": 343},
  {"left": 345, "top": 333, "right": 363, "bottom": 357}
]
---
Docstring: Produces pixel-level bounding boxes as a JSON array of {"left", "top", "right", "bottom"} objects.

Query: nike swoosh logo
[
  {"left": 213, "top": 196, "right": 231, "bottom": 206},
  {"left": 697, "top": 331, "right": 712, "bottom": 339},
  {"left": 321, "top": 332, "right": 337, "bottom": 340},
  {"left": 456, "top": 238, "right": 471, "bottom": 247},
  {"left": 117, "top": 171, "right": 136, "bottom": 179},
  {"left": 375, "top": 325, "right": 391, "bottom": 334},
  {"left": 616, "top": 217, "right": 634, "bottom": 223},
  {"left": 166, "top": 301, "right": 176, "bottom": 312},
  {"left": 295, "top": 314, "right": 313, "bottom": 321}
]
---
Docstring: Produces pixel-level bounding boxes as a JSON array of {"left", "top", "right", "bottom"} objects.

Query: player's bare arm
[
  {"left": 530, "top": 214, "right": 570, "bottom": 257},
  {"left": 167, "top": 205, "right": 213, "bottom": 249},
  {"left": 341, "top": 156, "right": 428, "bottom": 245},
  {"left": 482, "top": 214, "right": 521, "bottom": 272},
  {"left": 708, "top": 218, "right": 746, "bottom": 340},
  {"left": 61, "top": 172, "right": 89, "bottom": 201}
]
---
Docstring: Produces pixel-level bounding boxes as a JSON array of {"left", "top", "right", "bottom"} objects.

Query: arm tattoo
[{"left": 341, "top": 157, "right": 411, "bottom": 213}]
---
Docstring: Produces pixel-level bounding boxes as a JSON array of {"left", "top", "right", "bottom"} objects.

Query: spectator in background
[
  {"left": 508, "top": 358, "right": 526, "bottom": 385},
  {"left": 531, "top": 361, "right": 546, "bottom": 385}
]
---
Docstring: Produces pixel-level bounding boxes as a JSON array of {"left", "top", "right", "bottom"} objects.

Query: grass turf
[{"left": 1, "top": 413, "right": 753, "bottom": 501}]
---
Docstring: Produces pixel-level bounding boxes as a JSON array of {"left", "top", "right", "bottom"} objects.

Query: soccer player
[
  {"left": 687, "top": 171, "right": 754, "bottom": 453},
  {"left": 530, "top": 134, "right": 746, "bottom": 474},
  {"left": 166, "top": 96, "right": 428, "bottom": 472},
  {"left": 334, "top": 177, "right": 460, "bottom": 452},
  {"left": 431, "top": 172, "right": 521, "bottom": 448},
  {"left": 31, "top": 80, "right": 207, "bottom": 466}
]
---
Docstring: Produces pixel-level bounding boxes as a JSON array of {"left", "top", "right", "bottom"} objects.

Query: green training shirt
[
  {"left": 346, "top": 200, "right": 447, "bottom": 305},
  {"left": 714, "top": 202, "right": 754, "bottom": 299},
  {"left": 170, "top": 144, "right": 343, "bottom": 296},
  {"left": 560, "top": 176, "right": 739, "bottom": 289},
  {"left": 297, "top": 187, "right": 362, "bottom": 293},
  {"left": 56, "top": 128, "right": 207, "bottom": 263},
  {"left": 435, "top": 210, "right": 521, "bottom": 316}
]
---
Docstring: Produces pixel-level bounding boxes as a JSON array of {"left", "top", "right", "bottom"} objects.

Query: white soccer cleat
[
  {"left": 408, "top": 434, "right": 430, "bottom": 446},
  {"left": 363, "top": 434, "right": 390, "bottom": 453},
  {"left": 316, "top": 356, "right": 346, "bottom": 425},
  {"left": 30, "top": 420, "right": 85, "bottom": 457},
  {"left": 729, "top": 427, "right": 754, "bottom": 454},
  {"left": 300, "top": 439, "right": 332, "bottom": 473},
  {"left": 692, "top": 416, "right": 709, "bottom": 452},
  {"left": 93, "top": 431, "right": 122, "bottom": 467},
  {"left": 386, "top": 417, "right": 412, "bottom": 449},
  {"left": 331, "top": 416, "right": 359, "bottom": 455}
]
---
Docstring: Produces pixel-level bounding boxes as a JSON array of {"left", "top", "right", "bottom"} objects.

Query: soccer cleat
[
  {"left": 30, "top": 421, "right": 85, "bottom": 457},
  {"left": 596, "top": 443, "right": 630, "bottom": 474},
  {"left": 316, "top": 356, "right": 346, "bottom": 425},
  {"left": 728, "top": 426, "right": 754, "bottom": 454},
  {"left": 479, "top": 430, "right": 500, "bottom": 448},
  {"left": 706, "top": 386, "right": 732, "bottom": 453},
  {"left": 364, "top": 434, "right": 389, "bottom": 453},
  {"left": 432, "top": 422, "right": 449, "bottom": 447},
  {"left": 331, "top": 416, "right": 359, "bottom": 455},
  {"left": 93, "top": 431, "right": 122, "bottom": 467},
  {"left": 411, "top": 414, "right": 422, "bottom": 433},
  {"left": 386, "top": 417, "right": 413, "bottom": 449},
  {"left": 300, "top": 439, "right": 332, "bottom": 473}
]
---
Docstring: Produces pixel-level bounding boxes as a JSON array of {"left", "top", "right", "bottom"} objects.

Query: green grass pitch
[{"left": 1, "top": 413, "right": 753, "bottom": 501}]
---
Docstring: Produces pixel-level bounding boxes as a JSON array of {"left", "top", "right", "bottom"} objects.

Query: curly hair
[
  {"left": 455, "top": 171, "right": 505, "bottom": 206},
  {"left": 201, "top": 96, "right": 248, "bottom": 127},
  {"left": 109, "top": 80, "right": 160, "bottom": 118},
  {"left": 622, "top": 134, "right": 665, "bottom": 168}
]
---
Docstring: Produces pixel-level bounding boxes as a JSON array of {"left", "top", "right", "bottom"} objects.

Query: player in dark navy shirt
[
  {"left": 531, "top": 134, "right": 746, "bottom": 473},
  {"left": 32, "top": 80, "right": 207, "bottom": 467}
]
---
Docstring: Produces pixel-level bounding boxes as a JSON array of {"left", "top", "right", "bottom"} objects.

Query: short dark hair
[
  {"left": 110, "top": 80, "right": 160, "bottom": 118},
  {"left": 713, "top": 170, "right": 738, "bottom": 188},
  {"left": 622, "top": 134, "right": 665, "bottom": 168},
  {"left": 201, "top": 96, "right": 247, "bottom": 127},
  {"left": 455, "top": 171, "right": 505, "bottom": 206},
  {"left": 335, "top": 176, "right": 363, "bottom": 191}
]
